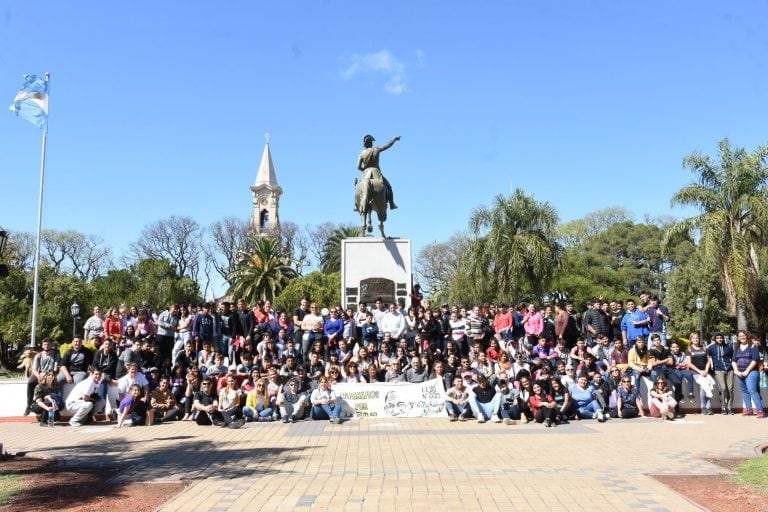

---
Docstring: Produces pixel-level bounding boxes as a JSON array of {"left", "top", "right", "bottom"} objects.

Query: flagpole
[{"left": 29, "top": 72, "right": 50, "bottom": 348}]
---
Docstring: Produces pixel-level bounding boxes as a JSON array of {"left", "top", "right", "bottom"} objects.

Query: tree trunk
[{"left": 736, "top": 300, "right": 748, "bottom": 332}]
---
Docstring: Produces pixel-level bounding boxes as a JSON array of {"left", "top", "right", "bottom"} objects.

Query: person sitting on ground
[
  {"left": 445, "top": 375, "right": 470, "bottom": 421},
  {"left": 276, "top": 378, "right": 307, "bottom": 423},
  {"left": 192, "top": 377, "right": 225, "bottom": 426},
  {"left": 180, "top": 370, "right": 200, "bottom": 421},
  {"left": 529, "top": 381, "right": 558, "bottom": 427},
  {"left": 243, "top": 378, "right": 274, "bottom": 421},
  {"left": 569, "top": 374, "right": 608, "bottom": 422},
  {"left": 65, "top": 367, "right": 103, "bottom": 427},
  {"left": 497, "top": 377, "right": 521, "bottom": 424},
  {"left": 310, "top": 376, "right": 342, "bottom": 423},
  {"left": 151, "top": 376, "right": 180, "bottom": 422},
  {"left": 550, "top": 378, "right": 573, "bottom": 423},
  {"left": 218, "top": 373, "right": 245, "bottom": 428},
  {"left": 469, "top": 375, "right": 502, "bottom": 423},
  {"left": 31, "top": 370, "right": 63, "bottom": 426},
  {"left": 649, "top": 377, "right": 677, "bottom": 420},
  {"left": 116, "top": 383, "right": 147, "bottom": 428},
  {"left": 610, "top": 375, "right": 645, "bottom": 419}
]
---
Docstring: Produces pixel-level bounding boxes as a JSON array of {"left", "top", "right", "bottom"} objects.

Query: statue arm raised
[{"left": 380, "top": 136, "right": 401, "bottom": 151}]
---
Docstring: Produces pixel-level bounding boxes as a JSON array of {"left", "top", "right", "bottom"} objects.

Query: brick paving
[{"left": 0, "top": 414, "right": 766, "bottom": 511}]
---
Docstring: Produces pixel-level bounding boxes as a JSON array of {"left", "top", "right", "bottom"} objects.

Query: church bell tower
[{"left": 251, "top": 133, "right": 282, "bottom": 237}]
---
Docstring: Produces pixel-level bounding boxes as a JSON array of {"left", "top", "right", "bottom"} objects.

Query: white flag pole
[{"left": 29, "top": 72, "right": 50, "bottom": 347}]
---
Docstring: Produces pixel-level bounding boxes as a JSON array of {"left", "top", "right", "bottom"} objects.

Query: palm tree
[
  {"left": 320, "top": 226, "right": 363, "bottom": 274},
  {"left": 226, "top": 237, "right": 297, "bottom": 303},
  {"left": 664, "top": 138, "right": 768, "bottom": 330},
  {"left": 467, "top": 188, "right": 562, "bottom": 301}
]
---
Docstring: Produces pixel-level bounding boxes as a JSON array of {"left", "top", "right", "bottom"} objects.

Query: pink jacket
[{"left": 523, "top": 312, "right": 543, "bottom": 336}]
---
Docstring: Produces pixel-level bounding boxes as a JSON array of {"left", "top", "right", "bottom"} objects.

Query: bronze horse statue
[{"left": 355, "top": 169, "right": 389, "bottom": 237}]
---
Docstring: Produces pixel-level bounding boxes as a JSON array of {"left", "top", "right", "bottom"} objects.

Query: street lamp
[
  {"left": 70, "top": 302, "right": 80, "bottom": 339},
  {"left": 695, "top": 296, "right": 704, "bottom": 343},
  {"left": 0, "top": 228, "right": 8, "bottom": 278}
]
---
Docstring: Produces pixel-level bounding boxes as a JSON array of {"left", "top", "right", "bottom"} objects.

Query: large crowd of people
[{"left": 24, "top": 292, "right": 767, "bottom": 429}]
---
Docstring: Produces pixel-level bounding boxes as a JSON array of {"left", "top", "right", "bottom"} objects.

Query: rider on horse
[{"left": 355, "top": 134, "right": 399, "bottom": 212}]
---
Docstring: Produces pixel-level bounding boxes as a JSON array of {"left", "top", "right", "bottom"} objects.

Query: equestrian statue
[{"left": 354, "top": 134, "right": 399, "bottom": 237}]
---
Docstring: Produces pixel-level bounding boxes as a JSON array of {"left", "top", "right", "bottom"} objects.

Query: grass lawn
[
  {"left": 732, "top": 454, "right": 768, "bottom": 495},
  {"left": 0, "top": 473, "right": 24, "bottom": 505}
]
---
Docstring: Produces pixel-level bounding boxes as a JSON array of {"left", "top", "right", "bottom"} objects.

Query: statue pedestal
[{"left": 341, "top": 238, "right": 413, "bottom": 311}]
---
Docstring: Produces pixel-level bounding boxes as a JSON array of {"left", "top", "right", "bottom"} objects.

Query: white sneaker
[
  {"left": 69, "top": 421, "right": 82, "bottom": 427},
  {"left": 492, "top": 417, "right": 502, "bottom": 423},
  {"left": 477, "top": 417, "right": 486, "bottom": 424}
]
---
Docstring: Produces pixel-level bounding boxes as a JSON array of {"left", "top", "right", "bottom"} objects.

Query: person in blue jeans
[
  {"left": 310, "top": 377, "right": 343, "bottom": 424},
  {"left": 732, "top": 330, "right": 764, "bottom": 417},
  {"left": 569, "top": 374, "right": 607, "bottom": 422},
  {"left": 445, "top": 375, "right": 470, "bottom": 421}
]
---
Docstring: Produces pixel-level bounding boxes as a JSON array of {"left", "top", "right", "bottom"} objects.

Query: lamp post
[
  {"left": 70, "top": 302, "right": 80, "bottom": 339},
  {"left": 695, "top": 296, "right": 704, "bottom": 343},
  {"left": 0, "top": 228, "right": 8, "bottom": 278}
]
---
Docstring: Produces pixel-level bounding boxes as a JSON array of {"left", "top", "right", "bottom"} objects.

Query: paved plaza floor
[{"left": 1, "top": 413, "right": 766, "bottom": 512}]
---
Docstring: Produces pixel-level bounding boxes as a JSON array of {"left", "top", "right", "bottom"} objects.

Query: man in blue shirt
[{"left": 620, "top": 299, "right": 650, "bottom": 348}]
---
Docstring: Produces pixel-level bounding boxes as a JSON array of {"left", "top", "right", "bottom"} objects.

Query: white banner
[{"left": 335, "top": 378, "right": 447, "bottom": 419}]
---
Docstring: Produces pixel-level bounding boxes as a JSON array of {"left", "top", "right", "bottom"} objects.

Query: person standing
[
  {"left": 83, "top": 306, "right": 105, "bottom": 344},
  {"left": 732, "top": 330, "right": 764, "bottom": 417},
  {"left": 620, "top": 299, "right": 649, "bottom": 348},
  {"left": 708, "top": 332, "right": 734, "bottom": 414},
  {"left": 646, "top": 295, "right": 671, "bottom": 347},
  {"left": 155, "top": 303, "right": 179, "bottom": 368}
]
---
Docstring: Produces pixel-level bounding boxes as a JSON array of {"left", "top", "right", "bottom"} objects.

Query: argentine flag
[{"left": 9, "top": 74, "right": 48, "bottom": 128}]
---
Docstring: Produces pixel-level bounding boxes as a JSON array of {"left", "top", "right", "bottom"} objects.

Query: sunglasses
[{"left": 622, "top": 380, "right": 631, "bottom": 383}]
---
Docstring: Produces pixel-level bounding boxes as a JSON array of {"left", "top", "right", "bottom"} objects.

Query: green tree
[
  {"left": 558, "top": 206, "right": 633, "bottom": 248},
  {"left": 552, "top": 221, "right": 693, "bottom": 309},
  {"left": 89, "top": 259, "right": 200, "bottom": 312},
  {"left": 664, "top": 248, "right": 733, "bottom": 339},
  {"left": 227, "top": 237, "right": 297, "bottom": 304},
  {"left": 320, "top": 226, "right": 363, "bottom": 274},
  {"left": 415, "top": 232, "right": 471, "bottom": 305},
  {"left": 664, "top": 138, "right": 768, "bottom": 330},
  {"left": 467, "top": 189, "right": 562, "bottom": 301},
  {"left": 273, "top": 271, "right": 340, "bottom": 312}
]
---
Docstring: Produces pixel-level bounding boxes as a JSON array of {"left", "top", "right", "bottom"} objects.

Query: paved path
[{"left": 0, "top": 414, "right": 765, "bottom": 511}]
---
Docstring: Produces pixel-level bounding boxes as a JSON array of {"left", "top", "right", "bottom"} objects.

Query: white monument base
[{"left": 341, "top": 238, "right": 412, "bottom": 311}]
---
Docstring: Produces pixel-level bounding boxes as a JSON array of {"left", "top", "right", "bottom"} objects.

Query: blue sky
[{"left": 2, "top": 1, "right": 767, "bottom": 295}]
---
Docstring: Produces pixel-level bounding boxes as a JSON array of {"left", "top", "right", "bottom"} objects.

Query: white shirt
[
  {"left": 66, "top": 377, "right": 99, "bottom": 407},
  {"left": 380, "top": 311, "right": 405, "bottom": 339},
  {"left": 117, "top": 372, "right": 149, "bottom": 395}
]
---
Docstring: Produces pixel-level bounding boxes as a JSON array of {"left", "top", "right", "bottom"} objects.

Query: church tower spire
[{"left": 251, "top": 132, "right": 282, "bottom": 237}]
